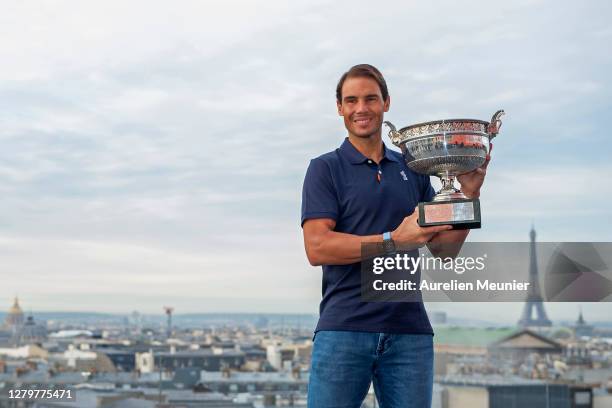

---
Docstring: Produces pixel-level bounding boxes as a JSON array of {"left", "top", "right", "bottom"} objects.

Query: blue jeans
[{"left": 307, "top": 331, "right": 433, "bottom": 408}]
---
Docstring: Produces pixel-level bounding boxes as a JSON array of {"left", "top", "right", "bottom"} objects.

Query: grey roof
[
  {"left": 163, "top": 389, "right": 240, "bottom": 400},
  {"left": 13, "top": 370, "right": 48, "bottom": 383},
  {"left": 157, "top": 350, "right": 245, "bottom": 357},
  {"left": 96, "top": 348, "right": 137, "bottom": 355},
  {"left": 29, "top": 388, "right": 253, "bottom": 408},
  {"left": 48, "top": 372, "right": 88, "bottom": 384},
  {"left": 436, "top": 374, "right": 548, "bottom": 387},
  {"left": 563, "top": 368, "right": 612, "bottom": 383},
  {"left": 199, "top": 371, "right": 306, "bottom": 384},
  {"left": 489, "top": 329, "right": 563, "bottom": 350},
  {"left": 173, "top": 367, "right": 201, "bottom": 386},
  {"left": 138, "top": 372, "right": 163, "bottom": 383},
  {"left": 90, "top": 372, "right": 139, "bottom": 383},
  {"left": 106, "top": 398, "right": 157, "bottom": 408},
  {"left": 5, "top": 371, "right": 87, "bottom": 385},
  {"left": 0, "top": 373, "right": 14, "bottom": 381}
]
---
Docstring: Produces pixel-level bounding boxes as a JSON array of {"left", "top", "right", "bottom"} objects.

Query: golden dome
[
  {"left": 8, "top": 297, "right": 23, "bottom": 315},
  {"left": 5, "top": 297, "right": 25, "bottom": 327}
]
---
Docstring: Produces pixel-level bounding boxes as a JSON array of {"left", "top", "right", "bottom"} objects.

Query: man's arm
[
  {"left": 303, "top": 210, "right": 452, "bottom": 266},
  {"left": 302, "top": 219, "right": 382, "bottom": 266}
]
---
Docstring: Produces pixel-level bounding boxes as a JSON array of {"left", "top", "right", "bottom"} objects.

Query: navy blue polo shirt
[{"left": 301, "top": 137, "right": 436, "bottom": 335}]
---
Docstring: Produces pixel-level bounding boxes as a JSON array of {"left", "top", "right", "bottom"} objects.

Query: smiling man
[{"left": 301, "top": 64, "right": 489, "bottom": 407}]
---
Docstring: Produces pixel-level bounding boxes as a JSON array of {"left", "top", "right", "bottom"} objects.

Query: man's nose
[{"left": 355, "top": 99, "right": 368, "bottom": 112}]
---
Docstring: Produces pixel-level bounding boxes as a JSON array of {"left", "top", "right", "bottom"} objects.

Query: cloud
[
  {"left": 0, "top": 230, "right": 319, "bottom": 313},
  {"left": 1, "top": 0, "right": 611, "bottom": 316}
]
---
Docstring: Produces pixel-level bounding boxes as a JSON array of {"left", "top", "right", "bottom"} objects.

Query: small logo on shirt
[{"left": 400, "top": 170, "right": 408, "bottom": 181}]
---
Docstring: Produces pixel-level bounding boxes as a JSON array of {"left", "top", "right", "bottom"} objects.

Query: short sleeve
[
  {"left": 301, "top": 158, "right": 339, "bottom": 226},
  {"left": 421, "top": 175, "right": 436, "bottom": 202}
]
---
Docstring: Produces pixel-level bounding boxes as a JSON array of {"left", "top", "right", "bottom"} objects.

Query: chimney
[
  {"left": 222, "top": 365, "right": 231, "bottom": 379},
  {"left": 291, "top": 366, "right": 301, "bottom": 380}
]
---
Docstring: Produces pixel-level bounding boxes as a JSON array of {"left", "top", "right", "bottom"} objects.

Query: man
[{"left": 301, "top": 64, "right": 490, "bottom": 407}]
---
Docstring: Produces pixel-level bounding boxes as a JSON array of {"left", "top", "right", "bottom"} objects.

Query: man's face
[{"left": 337, "top": 76, "right": 390, "bottom": 139}]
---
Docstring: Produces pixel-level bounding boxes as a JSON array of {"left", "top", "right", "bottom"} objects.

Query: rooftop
[{"left": 434, "top": 327, "right": 516, "bottom": 347}]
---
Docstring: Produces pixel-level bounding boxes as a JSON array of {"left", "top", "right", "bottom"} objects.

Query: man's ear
[
  {"left": 337, "top": 100, "right": 343, "bottom": 116},
  {"left": 384, "top": 95, "right": 390, "bottom": 113}
]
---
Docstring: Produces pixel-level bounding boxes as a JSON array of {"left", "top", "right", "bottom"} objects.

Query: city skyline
[{"left": 2, "top": 296, "right": 611, "bottom": 326}]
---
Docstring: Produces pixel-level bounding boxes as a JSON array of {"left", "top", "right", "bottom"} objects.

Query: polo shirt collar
[{"left": 339, "top": 137, "right": 399, "bottom": 164}]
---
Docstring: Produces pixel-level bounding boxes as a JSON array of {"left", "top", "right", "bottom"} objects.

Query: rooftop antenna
[{"left": 163, "top": 306, "right": 174, "bottom": 339}]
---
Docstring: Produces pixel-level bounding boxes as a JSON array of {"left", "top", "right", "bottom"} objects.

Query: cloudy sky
[{"left": 1, "top": 0, "right": 611, "bottom": 322}]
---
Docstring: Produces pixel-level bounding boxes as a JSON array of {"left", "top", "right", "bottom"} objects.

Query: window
[{"left": 575, "top": 392, "right": 590, "bottom": 404}]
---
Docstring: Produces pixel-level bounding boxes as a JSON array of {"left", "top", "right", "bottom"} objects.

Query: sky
[{"left": 1, "top": 0, "right": 611, "bottom": 323}]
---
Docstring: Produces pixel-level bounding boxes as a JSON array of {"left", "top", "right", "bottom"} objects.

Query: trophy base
[{"left": 417, "top": 198, "right": 481, "bottom": 230}]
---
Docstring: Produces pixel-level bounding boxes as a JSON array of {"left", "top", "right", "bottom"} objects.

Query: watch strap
[{"left": 382, "top": 231, "right": 396, "bottom": 255}]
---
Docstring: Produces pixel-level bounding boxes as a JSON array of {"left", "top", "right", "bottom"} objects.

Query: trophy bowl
[{"left": 385, "top": 110, "right": 504, "bottom": 202}]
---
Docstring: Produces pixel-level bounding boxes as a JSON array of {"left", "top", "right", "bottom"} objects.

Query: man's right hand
[{"left": 391, "top": 206, "right": 452, "bottom": 247}]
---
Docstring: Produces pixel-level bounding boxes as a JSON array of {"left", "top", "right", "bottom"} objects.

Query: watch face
[{"left": 383, "top": 239, "right": 395, "bottom": 255}]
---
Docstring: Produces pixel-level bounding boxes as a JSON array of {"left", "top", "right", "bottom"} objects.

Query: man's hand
[
  {"left": 457, "top": 144, "right": 492, "bottom": 199},
  {"left": 392, "top": 207, "right": 452, "bottom": 249}
]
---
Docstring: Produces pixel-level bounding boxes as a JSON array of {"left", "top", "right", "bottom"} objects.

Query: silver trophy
[{"left": 384, "top": 110, "right": 504, "bottom": 229}]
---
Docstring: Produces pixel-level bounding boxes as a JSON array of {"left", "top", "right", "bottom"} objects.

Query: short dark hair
[{"left": 336, "top": 64, "right": 389, "bottom": 103}]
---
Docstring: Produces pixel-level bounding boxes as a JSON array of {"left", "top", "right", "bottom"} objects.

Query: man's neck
[{"left": 348, "top": 132, "right": 384, "bottom": 163}]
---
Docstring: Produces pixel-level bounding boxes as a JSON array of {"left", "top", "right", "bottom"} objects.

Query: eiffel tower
[{"left": 518, "top": 226, "right": 552, "bottom": 328}]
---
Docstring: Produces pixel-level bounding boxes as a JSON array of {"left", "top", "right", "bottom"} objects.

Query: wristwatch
[{"left": 382, "top": 231, "right": 396, "bottom": 255}]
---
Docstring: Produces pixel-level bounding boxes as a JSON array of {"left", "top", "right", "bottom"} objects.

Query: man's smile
[{"left": 353, "top": 117, "right": 373, "bottom": 126}]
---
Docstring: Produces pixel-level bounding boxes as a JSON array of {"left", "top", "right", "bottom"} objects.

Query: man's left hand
[{"left": 457, "top": 143, "right": 492, "bottom": 199}]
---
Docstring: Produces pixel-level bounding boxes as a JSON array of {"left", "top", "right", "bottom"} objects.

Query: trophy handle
[
  {"left": 384, "top": 121, "right": 402, "bottom": 146},
  {"left": 487, "top": 109, "right": 505, "bottom": 139}
]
